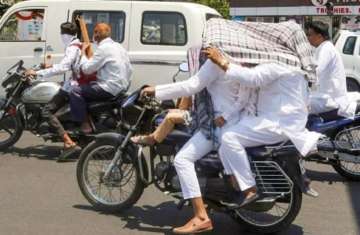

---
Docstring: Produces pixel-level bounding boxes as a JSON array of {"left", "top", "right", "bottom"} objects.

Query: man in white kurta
[
  {"left": 307, "top": 21, "right": 357, "bottom": 118},
  {"left": 142, "top": 59, "right": 254, "bottom": 233},
  {"left": 216, "top": 60, "right": 322, "bottom": 201}
]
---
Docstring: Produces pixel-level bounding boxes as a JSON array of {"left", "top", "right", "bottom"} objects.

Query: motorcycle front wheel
[
  {"left": 0, "top": 107, "right": 23, "bottom": 151},
  {"left": 232, "top": 185, "right": 302, "bottom": 234},
  {"left": 333, "top": 161, "right": 360, "bottom": 181},
  {"left": 332, "top": 125, "right": 360, "bottom": 181},
  {"left": 77, "top": 139, "right": 145, "bottom": 213}
]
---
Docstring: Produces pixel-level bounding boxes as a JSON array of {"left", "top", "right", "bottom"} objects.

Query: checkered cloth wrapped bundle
[{"left": 202, "top": 18, "right": 316, "bottom": 82}]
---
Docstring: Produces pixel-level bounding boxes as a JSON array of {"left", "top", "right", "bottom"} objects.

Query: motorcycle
[
  {"left": 0, "top": 60, "right": 124, "bottom": 151},
  {"left": 306, "top": 107, "right": 360, "bottom": 181},
  {"left": 76, "top": 87, "right": 310, "bottom": 234}
]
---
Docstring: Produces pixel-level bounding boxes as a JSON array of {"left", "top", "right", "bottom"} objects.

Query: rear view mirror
[{"left": 179, "top": 62, "right": 189, "bottom": 72}]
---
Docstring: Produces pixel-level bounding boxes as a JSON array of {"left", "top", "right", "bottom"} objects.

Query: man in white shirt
[
  {"left": 204, "top": 47, "right": 322, "bottom": 208},
  {"left": 26, "top": 22, "right": 81, "bottom": 155},
  {"left": 307, "top": 21, "right": 357, "bottom": 119},
  {"left": 141, "top": 55, "right": 255, "bottom": 234},
  {"left": 69, "top": 23, "right": 133, "bottom": 133}
]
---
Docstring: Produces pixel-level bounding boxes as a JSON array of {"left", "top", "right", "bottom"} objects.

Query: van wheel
[{"left": 346, "top": 78, "right": 360, "bottom": 92}]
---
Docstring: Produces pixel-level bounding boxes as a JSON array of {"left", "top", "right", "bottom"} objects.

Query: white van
[
  {"left": 334, "top": 29, "right": 360, "bottom": 92},
  {"left": 0, "top": 0, "right": 220, "bottom": 91}
]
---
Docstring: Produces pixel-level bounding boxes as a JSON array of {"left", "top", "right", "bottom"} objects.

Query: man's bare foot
[
  {"left": 244, "top": 187, "right": 258, "bottom": 199},
  {"left": 130, "top": 135, "right": 156, "bottom": 145},
  {"left": 63, "top": 133, "right": 77, "bottom": 149}
]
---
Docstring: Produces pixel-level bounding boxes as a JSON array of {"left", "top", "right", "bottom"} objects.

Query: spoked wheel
[
  {"left": 77, "top": 140, "right": 144, "bottom": 213},
  {"left": 233, "top": 186, "right": 302, "bottom": 234},
  {"left": 332, "top": 125, "right": 360, "bottom": 181},
  {"left": 333, "top": 161, "right": 360, "bottom": 181},
  {"left": 0, "top": 108, "right": 23, "bottom": 151}
]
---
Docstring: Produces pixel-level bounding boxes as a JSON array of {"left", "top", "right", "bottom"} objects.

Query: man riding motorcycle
[
  {"left": 69, "top": 23, "right": 133, "bottom": 134},
  {"left": 25, "top": 22, "right": 81, "bottom": 156},
  {"left": 306, "top": 21, "right": 359, "bottom": 119}
]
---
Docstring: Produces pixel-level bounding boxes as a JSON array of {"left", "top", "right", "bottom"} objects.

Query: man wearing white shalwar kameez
[
  {"left": 307, "top": 21, "right": 358, "bottom": 118},
  {"left": 216, "top": 62, "right": 322, "bottom": 197},
  {"left": 200, "top": 18, "right": 323, "bottom": 205}
]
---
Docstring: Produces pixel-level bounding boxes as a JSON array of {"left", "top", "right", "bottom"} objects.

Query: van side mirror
[{"left": 179, "top": 62, "right": 189, "bottom": 73}]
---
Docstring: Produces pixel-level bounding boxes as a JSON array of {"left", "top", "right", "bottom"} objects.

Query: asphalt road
[{"left": 0, "top": 132, "right": 359, "bottom": 235}]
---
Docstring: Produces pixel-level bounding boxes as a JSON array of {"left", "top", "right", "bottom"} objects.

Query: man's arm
[
  {"left": 80, "top": 47, "right": 106, "bottom": 75},
  {"left": 36, "top": 46, "right": 79, "bottom": 78},
  {"left": 225, "top": 63, "right": 288, "bottom": 88},
  {"left": 155, "top": 60, "right": 223, "bottom": 101}
]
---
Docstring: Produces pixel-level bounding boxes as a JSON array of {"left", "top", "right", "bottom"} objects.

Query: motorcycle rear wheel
[
  {"left": 232, "top": 185, "right": 302, "bottom": 234},
  {"left": 77, "top": 139, "right": 145, "bottom": 213},
  {"left": 0, "top": 109, "right": 23, "bottom": 151}
]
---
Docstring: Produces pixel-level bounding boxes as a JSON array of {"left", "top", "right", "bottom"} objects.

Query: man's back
[
  {"left": 81, "top": 37, "right": 133, "bottom": 96},
  {"left": 315, "top": 40, "right": 347, "bottom": 98},
  {"left": 255, "top": 63, "right": 309, "bottom": 131}
]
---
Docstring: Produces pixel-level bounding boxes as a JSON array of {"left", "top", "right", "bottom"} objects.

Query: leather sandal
[{"left": 172, "top": 218, "right": 213, "bottom": 234}]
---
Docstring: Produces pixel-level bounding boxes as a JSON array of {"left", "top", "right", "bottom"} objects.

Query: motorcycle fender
[
  {"left": 0, "top": 98, "right": 25, "bottom": 125},
  {"left": 274, "top": 151, "right": 308, "bottom": 194},
  {"left": 94, "top": 132, "right": 149, "bottom": 182},
  {"left": 94, "top": 132, "right": 124, "bottom": 146}
]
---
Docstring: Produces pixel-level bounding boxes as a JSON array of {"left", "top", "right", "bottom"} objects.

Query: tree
[
  {"left": 193, "top": 0, "right": 230, "bottom": 19},
  {"left": 0, "top": 0, "right": 21, "bottom": 16}
]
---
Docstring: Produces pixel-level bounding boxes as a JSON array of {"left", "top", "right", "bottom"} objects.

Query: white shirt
[
  {"left": 80, "top": 38, "right": 133, "bottom": 96},
  {"left": 36, "top": 37, "right": 81, "bottom": 92},
  {"left": 155, "top": 60, "right": 254, "bottom": 124},
  {"left": 310, "top": 40, "right": 356, "bottom": 118},
  {"left": 225, "top": 63, "right": 322, "bottom": 156}
]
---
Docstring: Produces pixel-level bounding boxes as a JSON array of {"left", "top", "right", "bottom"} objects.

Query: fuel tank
[{"left": 21, "top": 81, "right": 61, "bottom": 104}]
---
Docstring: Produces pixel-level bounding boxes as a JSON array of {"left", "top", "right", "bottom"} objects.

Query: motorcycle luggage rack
[
  {"left": 251, "top": 161, "right": 293, "bottom": 196},
  {"left": 335, "top": 126, "right": 360, "bottom": 151}
]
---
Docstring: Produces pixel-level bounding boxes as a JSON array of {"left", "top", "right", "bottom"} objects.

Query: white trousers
[
  {"left": 174, "top": 122, "right": 236, "bottom": 200},
  {"left": 219, "top": 117, "right": 288, "bottom": 191}
]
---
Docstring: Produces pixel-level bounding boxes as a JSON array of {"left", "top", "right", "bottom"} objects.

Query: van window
[
  {"left": 0, "top": 9, "right": 45, "bottom": 41},
  {"left": 206, "top": 13, "right": 221, "bottom": 21},
  {"left": 73, "top": 11, "right": 125, "bottom": 43},
  {"left": 343, "top": 36, "right": 357, "bottom": 55},
  {"left": 141, "top": 11, "right": 187, "bottom": 46}
]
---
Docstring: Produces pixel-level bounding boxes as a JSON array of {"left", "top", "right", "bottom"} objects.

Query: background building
[{"left": 229, "top": 0, "right": 360, "bottom": 37}]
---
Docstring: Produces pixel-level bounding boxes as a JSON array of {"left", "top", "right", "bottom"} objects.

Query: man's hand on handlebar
[
  {"left": 25, "top": 69, "right": 37, "bottom": 77},
  {"left": 141, "top": 86, "right": 156, "bottom": 98}
]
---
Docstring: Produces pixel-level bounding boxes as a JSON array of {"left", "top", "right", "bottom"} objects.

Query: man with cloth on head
[{"left": 200, "top": 19, "right": 323, "bottom": 208}]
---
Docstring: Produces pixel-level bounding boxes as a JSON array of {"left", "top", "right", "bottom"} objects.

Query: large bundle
[{"left": 202, "top": 18, "right": 316, "bottom": 82}]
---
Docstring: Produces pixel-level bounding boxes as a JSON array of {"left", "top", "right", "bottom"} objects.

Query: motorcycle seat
[
  {"left": 161, "top": 128, "right": 192, "bottom": 145},
  {"left": 309, "top": 100, "right": 360, "bottom": 123},
  {"left": 317, "top": 109, "right": 340, "bottom": 122},
  {"left": 87, "top": 93, "right": 126, "bottom": 109}
]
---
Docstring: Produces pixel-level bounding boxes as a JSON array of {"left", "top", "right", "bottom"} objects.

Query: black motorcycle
[
  {"left": 0, "top": 60, "right": 124, "bottom": 150},
  {"left": 76, "top": 87, "right": 310, "bottom": 233}
]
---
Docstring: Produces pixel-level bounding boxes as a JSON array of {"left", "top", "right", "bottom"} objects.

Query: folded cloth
[{"left": 202, "top": 18, "right": 316, "bottom": 83}]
